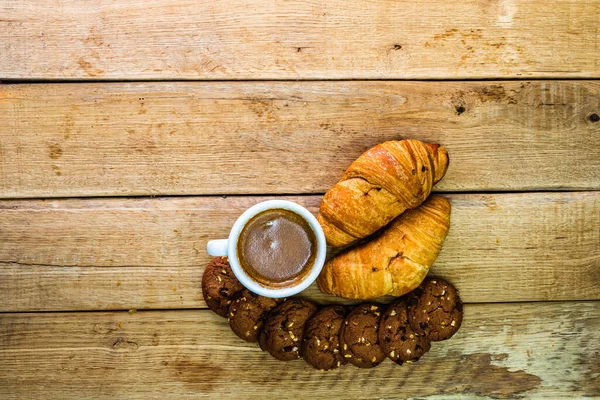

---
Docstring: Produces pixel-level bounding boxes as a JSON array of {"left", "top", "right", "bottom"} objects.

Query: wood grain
[
  {"left": 1, "top": 81, "right": 599, "bottom": 198},
  {"left": 1, "top": 192, "right": 598, "bottom": 312},
  {"left": 1, "top": 302, "right": 598, "bottom": 399},
  {"left": 1, "top": 0, "right": 599, "bottom": 80}
]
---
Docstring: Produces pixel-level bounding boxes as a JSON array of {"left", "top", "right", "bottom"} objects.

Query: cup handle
[{"left": 206, "top": 239, "right": 229, "bottom": 257}]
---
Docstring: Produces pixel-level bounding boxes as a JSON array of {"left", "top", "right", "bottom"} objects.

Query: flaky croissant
[
  {"left": 317, "top": 139, "right": 449, "bottom": 247},
  {"left": 317, "top": 195, "right": 451, "bottom": 300}
]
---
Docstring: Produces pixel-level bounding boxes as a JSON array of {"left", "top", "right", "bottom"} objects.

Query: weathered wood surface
[
  {"left": 1, "top": 302, "right": 598, "bottom": 399},
  {"left": 2, "top": 0, "right": 599, "bottom": 80},
  {"left": 1, "top": 192, "right": 598, "bottom": 312},
  {"left": 1, "top": 81, "right": 599, "bottom": 198}
]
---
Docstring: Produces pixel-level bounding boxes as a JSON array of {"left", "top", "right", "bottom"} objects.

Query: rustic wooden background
[{"left": 1, "top": 1, "right": 599, "bottom": 398}]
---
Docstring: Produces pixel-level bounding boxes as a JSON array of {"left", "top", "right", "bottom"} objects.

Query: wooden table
[{"left": 1, "top": 1, "right": 599, "bottom": 398}]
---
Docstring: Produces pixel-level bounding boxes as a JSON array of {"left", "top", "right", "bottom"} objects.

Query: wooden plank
[
  {"left": 1, "top": 81, "right": 599, "bottom": 198},
  {"left": 0, "top": 192, "right": 598, "bottom": 312},
  {"left": 1, "top": 0, "right": 599, "bottom": 80},
  {"left": 1, "top": 302, "right": 598, "bottom": 398}
]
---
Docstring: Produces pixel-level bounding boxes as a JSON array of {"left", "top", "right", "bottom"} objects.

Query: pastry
[
  {"left": 317, "top": 195, "right": 451, "bottom": 299},
  {"left": 228, "top": 289, "right": 282, "bottom": 342},
  {"left": 302, "top": 305, "right": 349, "bottom": 370},
  {"left": 202, "top": 257, "right": 244, "bottom": 317},
  {"left": 339, "top": 304, "right": 386, "bottom": 368},
  {"left": 379, "top": 299, "right": 431, "bottom": 364},
  {"left": 317, "top": 139, "right": 449, "bottom": 246},
  {"left": 407, "top": 278, "right": 463, "bottom": 341},
  {"left": 259, "top": 299, "right": 318, "bottom": 361}
]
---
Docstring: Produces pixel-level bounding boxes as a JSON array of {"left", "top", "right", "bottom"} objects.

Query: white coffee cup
[{"left": 206, "top": 200, "right": 327, "bottom": 298}]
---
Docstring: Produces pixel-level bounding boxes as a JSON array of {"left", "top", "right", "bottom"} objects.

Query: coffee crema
[{"left": 237, "top": 208, "right": 317, "bottom": 288}]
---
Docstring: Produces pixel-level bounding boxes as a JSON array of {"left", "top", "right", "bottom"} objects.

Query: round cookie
[
  {"left": 379, "top": 299, "right": 431, "bottom": 365},
  {"left": 228, "top": 289, "right": 282, "bottom": 342},
  {"left": 259, "top": 299, "right": 318, "bottom": 361},
  {"left": 302, "top": 305, "right": 350, "bottom": 370},
  {"left": 407, "top": 277, "right": 463, "bottom": 341},
  {"left": 340, "top": 304, "right": 386, "bottom": 368},
  {"left": 202, "top": 257, "right": 244, "bottom": 318}
]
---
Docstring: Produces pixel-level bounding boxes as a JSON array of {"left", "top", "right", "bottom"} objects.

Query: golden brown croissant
[
  {"left": 317, "top": 195, "right": 451, "bottom": 300},
  {"left": 317, "top": 140, "right": 449, "bottom": 247}
]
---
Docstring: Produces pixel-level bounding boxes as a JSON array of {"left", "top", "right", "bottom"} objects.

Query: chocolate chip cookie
[
  {"left": 259, "top": 299, "right": 318, "bottom": 361},
  {"left": 228, "top": 289, "right": 282, "bottom": 342},
  {"left": 339, "top": 304, "right": 386, "bottom": 368},
  {"left": 202, "top": 257, "right": 244, "bottom": 317},
  {"left": 407, "top": 277, "right": 463, "bottom": 341},
  {"left": 379, "top": 299, "right": 431, "bottom": 365},
  {"left": 302, "top": 305, "right": 349, "bottom": 370}
]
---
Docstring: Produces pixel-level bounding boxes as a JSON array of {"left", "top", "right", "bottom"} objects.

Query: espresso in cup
[
  {"left": 237, "top": 208, "right": 317, "bottom": 288},
  {"left": 206, "top": 199, "right": 326, "bottom": 298}
]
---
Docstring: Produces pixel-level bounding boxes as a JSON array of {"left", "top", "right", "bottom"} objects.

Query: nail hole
[
  {"left": 589, "top": 113, "right": 600, "bottom": 123},
  {"left": 393, "top": 44, "right": 402, "bottom": 50}
]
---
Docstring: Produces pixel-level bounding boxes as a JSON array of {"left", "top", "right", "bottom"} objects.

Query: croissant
[
  {"left": 317, "top": 139, "right": 449, "bottom": 247},
  {"left": 317, "top": 195, "right": 451, "bottom": 300}
]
